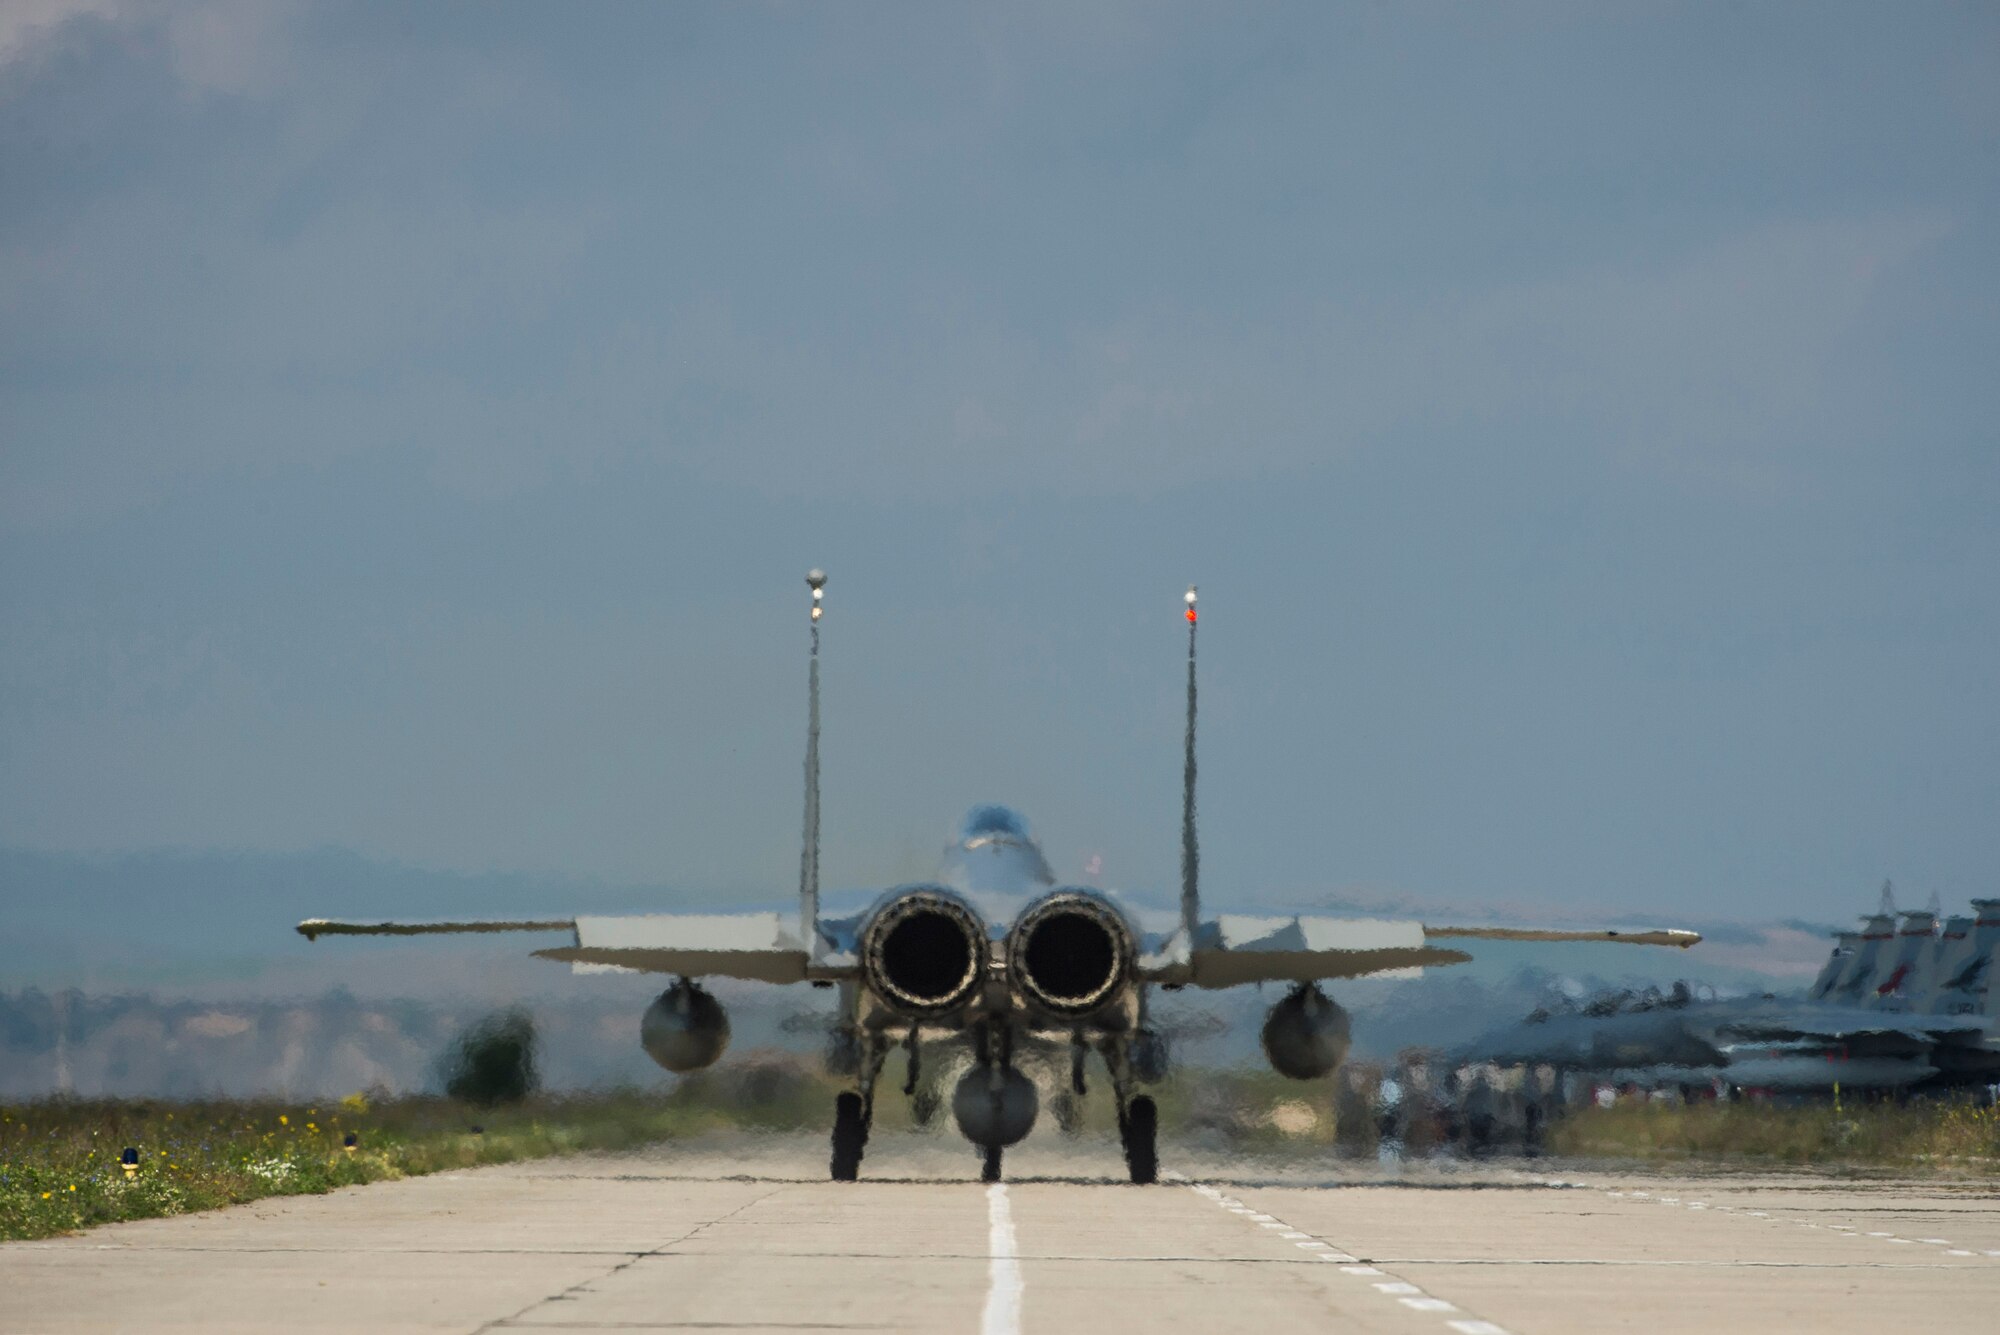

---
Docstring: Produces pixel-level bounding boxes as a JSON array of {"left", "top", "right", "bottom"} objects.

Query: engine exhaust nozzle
[
  {"left": 861, "top": 888, "right": 986, "bottom": 1017},
  {"left": 1007, "top": 891, "right": 1134, "bottom": 1016}
]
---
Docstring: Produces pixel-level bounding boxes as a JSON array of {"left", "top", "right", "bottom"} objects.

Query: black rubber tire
[
  {"left": 830, "top": 1092, "right": 867, "bottom": 1181},
  {"left": 980, "top": 1143, "right": 1003, "bottom": 1183},
  {"left": 1123, "top": 1095, "right": 1158, "bottom": 1184}
]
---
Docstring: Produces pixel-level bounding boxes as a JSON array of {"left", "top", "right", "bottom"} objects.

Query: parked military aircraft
[
  {"left": 300, "top": 574, "right": 1699, "bottom": 1183},
  {"left": 1466, "top": 886, "right": 2000, "bottom": 1094}
]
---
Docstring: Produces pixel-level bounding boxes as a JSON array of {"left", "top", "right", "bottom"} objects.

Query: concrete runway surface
[{"left": 3, "top": 1131, "right": 1997, "bottom": 1334}]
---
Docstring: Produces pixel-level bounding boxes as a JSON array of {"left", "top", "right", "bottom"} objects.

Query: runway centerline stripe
[{"left": 981, "top": 1183, "right": 1023, "bottom": 1335}]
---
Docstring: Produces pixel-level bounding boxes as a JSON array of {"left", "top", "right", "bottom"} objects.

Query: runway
[{"left": 4, "top": 1132, "right": 1998, "bottom": 1333}]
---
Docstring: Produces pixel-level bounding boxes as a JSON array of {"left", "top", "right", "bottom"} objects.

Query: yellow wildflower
[{"left": 279, "top": 1115, "right": 289, "bottom": 1126}]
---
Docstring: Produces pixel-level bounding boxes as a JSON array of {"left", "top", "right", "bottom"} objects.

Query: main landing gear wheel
[
  {"left": 980, "top": 1144, "right": 1004, "bottom": 1184},
  {"left": 830, "top": 1091, "right": 868, "bottom": 1182},
  {"left": 1120, "top": 1095, "right": 1158, "bottom": 1185}
]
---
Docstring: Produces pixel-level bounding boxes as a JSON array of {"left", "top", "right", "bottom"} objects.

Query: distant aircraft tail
[
  {"left": 1829, "top": 904, "right": 1900, "bottom": 1000},
  {"left": 1809, "top": 932, "right": 1859, "bottom": 1000}
]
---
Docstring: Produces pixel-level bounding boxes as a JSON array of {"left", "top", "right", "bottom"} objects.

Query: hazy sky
[{"left": 3, "top": 2, "right": 1996, "bottom": 925}]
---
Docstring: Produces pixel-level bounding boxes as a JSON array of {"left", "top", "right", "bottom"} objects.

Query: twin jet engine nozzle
[
  {"left": 1006, "top": 891, "right": 1135, "bottom": 1017},
  {"left": 857, "top": 887, "right": 1137, "bottom": 1021},
  {"left": 860, "top": 889, "right": 988, "bottom": 1016}
]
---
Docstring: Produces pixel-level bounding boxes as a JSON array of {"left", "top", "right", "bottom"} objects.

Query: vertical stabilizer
[
  {"left": 1809, "top": 932, "right": 1859, "bottom": 1000},
  {"left": 1925, "top": 915, "right": 1979, "bottom": 1015},
  {"left": 1866, "top": 908, "right": 1938, "bottom": 1010},
  {"left": 1829, "top": 902, "right": 1899, "bottom": 1001},
  {"left": 1963, "top": 900, "right": 2000, "bottom": 1017},
  {"left": 799, "top": 569, "right": 826, "bottom": 954},
  {"left": 1180, "top": 585, "right": 1201, "bottom": 947}
]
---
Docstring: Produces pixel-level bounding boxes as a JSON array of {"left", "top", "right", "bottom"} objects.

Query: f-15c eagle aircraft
[{"left": 300, "top": 573, "right": 1699, "bottom": 1184}]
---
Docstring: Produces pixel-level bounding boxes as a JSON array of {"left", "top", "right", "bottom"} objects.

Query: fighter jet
[
  {"left": 300, "top": 574, "right": 1700, "bottom": 1183},
  {"left": 1466, "top": 887, "right": 2000, "bottom": 1094}
]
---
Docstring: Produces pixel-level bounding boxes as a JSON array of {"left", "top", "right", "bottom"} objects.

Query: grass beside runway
[
  {"left": 1551, "top": 1096, "right": 2000, "bottom": 1171},
  {"left": 34, "top": 1059, "right": 1995, "bottom": 1243},
  {"left": 0, "top": 1076, "right": 834, "bottom": 1243},
  {"left": 0, "top": 1057, "right": 1358, "bottom": 1240}
]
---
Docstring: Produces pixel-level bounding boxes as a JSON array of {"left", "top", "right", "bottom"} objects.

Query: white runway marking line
[
  {"left": 1183, "top": 1183, "right": 1511, "bottom": 1335},
  {"left": 1597, "top": 1184, "right": 1999, "bottom": 1260},
  {"left": 980, "top": 1183, "right": 1022, "bottom": 1335}
]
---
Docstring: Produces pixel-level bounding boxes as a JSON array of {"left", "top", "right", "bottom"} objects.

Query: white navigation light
[{"left": 1185, "top": 586, "right": 1197, "bottom": 604}]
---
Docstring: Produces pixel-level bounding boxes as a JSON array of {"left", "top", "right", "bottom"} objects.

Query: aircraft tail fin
[
  {"left": 1180, "top": 584, "right": 1200, "bottom": 946},
  {"left": 1809, "top": 932, "right": 1859, "bottom": 999},
  {"left": 798, "top": 569, "right": 826, "bottom": 954}
]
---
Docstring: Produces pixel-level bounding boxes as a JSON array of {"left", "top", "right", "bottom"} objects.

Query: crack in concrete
[{"left": 472, "top": 1187, "right": 788, "bottom": 1335}]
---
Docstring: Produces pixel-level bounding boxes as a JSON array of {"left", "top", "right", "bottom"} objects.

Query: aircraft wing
[
  {"left": 298, "top": 912, "right": 851, "bottom": 984},
  {"left": 1423, "top": 924, "right": 1703, "bottom": 949},
  {"left": 1165, "top": 915, "right": 1702, "bottom": 988},
  {"left": 1709, "top": 1004, "right": 1991, "bottom": 1045},
  {"left": 1463, "top": 1009, "right": 1727, "bottom": 1069},
  {"left": 1175, "top": 915, "right": 1472, "bottom": 987},
  {"left": 297, "top": 918, "right": 574, "bottom": 940}
]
